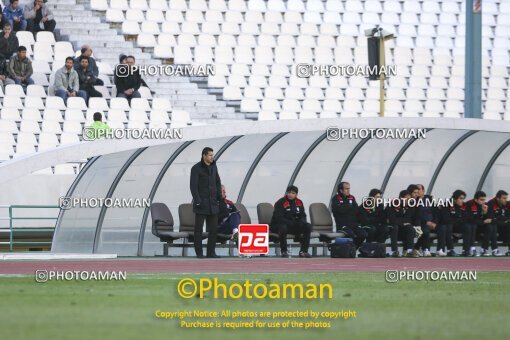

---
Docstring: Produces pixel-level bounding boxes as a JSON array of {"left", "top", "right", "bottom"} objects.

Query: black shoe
[
  {"left": 299, "top": 251, "right": 312, "bottom": 258},
  {"left": 281, "top": 251, "right": 290, "bottom": 258},
  {"left": 196, "top": 254, "right": 205, "bottom": 259},
  {"left": 206, "top": 254, "right": 221, "bottom": 258},
  {"left": 447, "top": 250, "right": 459, "bottom": 257}
]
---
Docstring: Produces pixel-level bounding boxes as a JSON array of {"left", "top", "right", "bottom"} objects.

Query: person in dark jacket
[
  {"left": 270, "top": 185, "right": 312, "bottom": 258},
  {"left": 466, "top": 191, "right": 498, "bottom": 256},
  {"left": 358, "top": 188, "right": 388, "bottom": 243},
  {"left": 413, "top": 184, "right": 436, "bottom": 257},
  {"left": 487, "top": 190, "right": 509, "bottom": 256},
  {"left": 0, "top": 53, "right": 14, "bottom": 90},
  {"left": 217, "top": 185, "right": 240, "bottom": 237},
  {"left": 114, "top": 55, "right": 141, "bottom": 102},
  {"left": 0, "top": 23, "right": 18, "bottom": 59},
  {"left": 331, "top": 181, "right": 366, "bottom": 248},
  {"left": 76, "top": 55, "right": 102, "bottom": 103},
  {"left": 436, "top": 190, "right": 467, "bottom": 257},
  {"left": 74, "top": 45, "right": 103, "bottom": 86},
  {"left": 387, "top": 190, "right": 421, "bottom": 258},
  {"left": 190, "top": 147, "right": 222, "bottom": 258}
]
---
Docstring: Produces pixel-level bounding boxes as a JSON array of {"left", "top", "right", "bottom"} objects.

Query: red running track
[{"left": 1, "top": 258, "right": 510, "bottom": 274}]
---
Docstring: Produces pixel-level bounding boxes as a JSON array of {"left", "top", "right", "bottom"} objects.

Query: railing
[{"left": 0, "top": 205, "right": 60, "bottom": 252}]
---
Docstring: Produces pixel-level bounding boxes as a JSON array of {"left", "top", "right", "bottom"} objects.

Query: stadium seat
[{"left": 150, "top": 202, "right": 189, "bottom": 255}]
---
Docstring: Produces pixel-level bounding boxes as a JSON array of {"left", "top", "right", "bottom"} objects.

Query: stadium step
[{"left": 50, "top": 0, "right": 250, "bottom": 123}]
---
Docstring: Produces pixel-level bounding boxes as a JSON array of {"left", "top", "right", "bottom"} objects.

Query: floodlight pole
[
  {"left": 465, "top": 0, "right": 482, "bottom": 118},
  {"left": 379, "top": 31, "right": 386, "bottom": 117}
]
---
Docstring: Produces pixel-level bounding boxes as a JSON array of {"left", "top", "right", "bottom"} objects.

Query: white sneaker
[
  {"left": 481, "top": 249, "right": 491, "bottom": 257},
  {"left": 423, "top": 249, "right": 432, "bottom": 257},
  {"left": 492, "top": 249, "right": 503, "bottom": 257},
  {"left": 436, "top": 249, "right": 447, "bottom": 257},
  {"left": 231, "top": 228, "right": 239, "bottom": 240}
]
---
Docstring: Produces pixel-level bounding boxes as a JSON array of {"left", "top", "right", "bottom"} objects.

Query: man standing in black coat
[{"left": 190, "top": 147, "right": 222, "bottom": 258}]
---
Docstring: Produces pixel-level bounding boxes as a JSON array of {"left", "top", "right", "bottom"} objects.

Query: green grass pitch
[{"left": 1, "top": 272, "right": 509, "bottom": 340}]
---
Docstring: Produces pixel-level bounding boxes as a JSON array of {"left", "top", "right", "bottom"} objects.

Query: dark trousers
[
  {"left": 95, "top": 78, "right": 104, "bottom": 86},
  {"left": 390, "top": 224, "right": 415, "bottom": 252},
  {"left": 364, "top": 224, "right": 389, "bottom": 243},
  {"left": 436, "top": 224, "right": 454, "bottom": 251},
  {"left": 27, "top": 19, "right": 56, "bottom": 33},
  {"left": 81, "top": 85, "right": 102, "bottom": 104},
  {"left": 340, "top": 225, "right": 367, "bottom": 248},
  {"left": 194, "top": 214, "right": 218, "bottom": 256},
  {"left": 415, "top": 223, "right": 431, "bottom": 250},
  {"left": 217, "top": 212, "right": 240, "bottom": 234},
  {"left": 463, "top": 224, "right": 477, "bottom": 251},
  {"left": 478, "top": 223, "right": 498, "bottom": 250},
  {"left": 272, "top": 221, "right": 312, "bottom": 253},
  {"left": 496, "top": 221, "right": 510, "bottom": 249}
]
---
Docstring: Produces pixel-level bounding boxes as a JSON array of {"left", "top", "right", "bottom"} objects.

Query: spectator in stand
[
  {"left": 86, "top": 112, "right": 111, "bottom": 140},
  {"left": 24, "top": 0, "right": 56, "bottom": 34},
  {"left": 3, "top": 0, "right": 26, "bottom": 32},
  {"left": 0, "top": 53, "right": 14, "bottom": 90},
  {"left": 114, "top": 55, "right": 141, "bottom": 103},
  {"left": 74, "top": 45, "right": 103, "bottom": 86},
  {"left": 0, "top": 23, "right": 19, "bottom": 59},
  {"left": 53, "top": 56, "right": 87, "bottom": 104},
  {"left": 8, "top": 45, "right": 33, "bottom": 85},
  {"left": 0, "top": 3, "right": 4, "bottom": 31},
  {"left": 76, "top": 55, "right": 102, "bottom": 103}
]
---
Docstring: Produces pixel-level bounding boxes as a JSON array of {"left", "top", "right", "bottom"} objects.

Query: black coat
[
  {"left": 190, "top": 160, "right": 222, "bottom": 215},
  {"left": 114, "top": 65, "right": 142, "bottom": 93},
  {"left": 0, "top": 32, "right": 18, "bottom": 59},
  {"left": 358, "top": 204, "right": 386, "bottom": 227},
  {"left": 387, "top": 200, "right": 420, "bottom": 226}
]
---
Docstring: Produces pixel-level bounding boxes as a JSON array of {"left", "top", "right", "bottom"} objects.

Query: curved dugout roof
[{"left": 51, "top": 119, "right": 510, "bottom": 256}]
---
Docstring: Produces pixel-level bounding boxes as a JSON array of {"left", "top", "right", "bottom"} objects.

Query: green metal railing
[{"left": 0, "top": 205, "right": 59, "bottom": 252}]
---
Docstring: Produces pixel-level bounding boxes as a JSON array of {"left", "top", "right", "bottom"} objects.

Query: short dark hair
[
  {"left": 338, "top": 181, "right": 349, "bottom": 193},
  {"left": 3, "top": 22, "right": 11, "bottom": 29},
  {"left": 65, "top": 56, "right": 74, "bottom": 63},
  {"left": 79, "top": 55, "right": 90, "bottom": 62},
  {"left": 201, "top": 147, "right": 213, "bottom": 156},
  {"left": 474, "top": 191, "right": 486, "bottom": 200},
  {"left": 10, "top": 0, "right": 18, "bottom": 4},
  {"left": 17, "top": 46, "right": 27, "bottom": 52},
  {"left": 406, "top": 184, "right": 419, "bottom": 193},
  {"left": 496, "top": 190, "right": 508, "bottom": 198},
  {"left": 452, "top": 189, "right": 466, "bottom": 200},
  {"left": 416, "top": 184, "right": 425, "bottom": 191},
  {"left": 81, "top": 46, "right": 88, "bottom": 54},
  {"left": 126, "top": 55, "right": 135, "bottom": 61},
  {"left": 93, "top": 112, "right": 102, "bottom": 122},
  {"left": 286, "top": 185, "right": 298, "bottom": 194},
  {"left": 369, "top": 188, "right": 382, "bottom": 197},
  {"left": 399, "top": 190, "right": 409, "bottom": 198}
]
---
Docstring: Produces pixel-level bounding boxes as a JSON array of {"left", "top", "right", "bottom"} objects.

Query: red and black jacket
[
  {"left": 487, "top": 198, "right": 510, "bottom": 224},
  {"left": 331, "top": 193, "right": 359, "bottom": 228},
  {"left": 218, "top": 198, "right": 238, "bottom": 223},
  {"left": 439, "top": 203, "right": 467, "bottom": 225},
  {"left": 271, "top": 196, "right": 307, "bottom": 225},
  {"left": 465, "top": 199, "right": 492, "bottom": 225}
]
